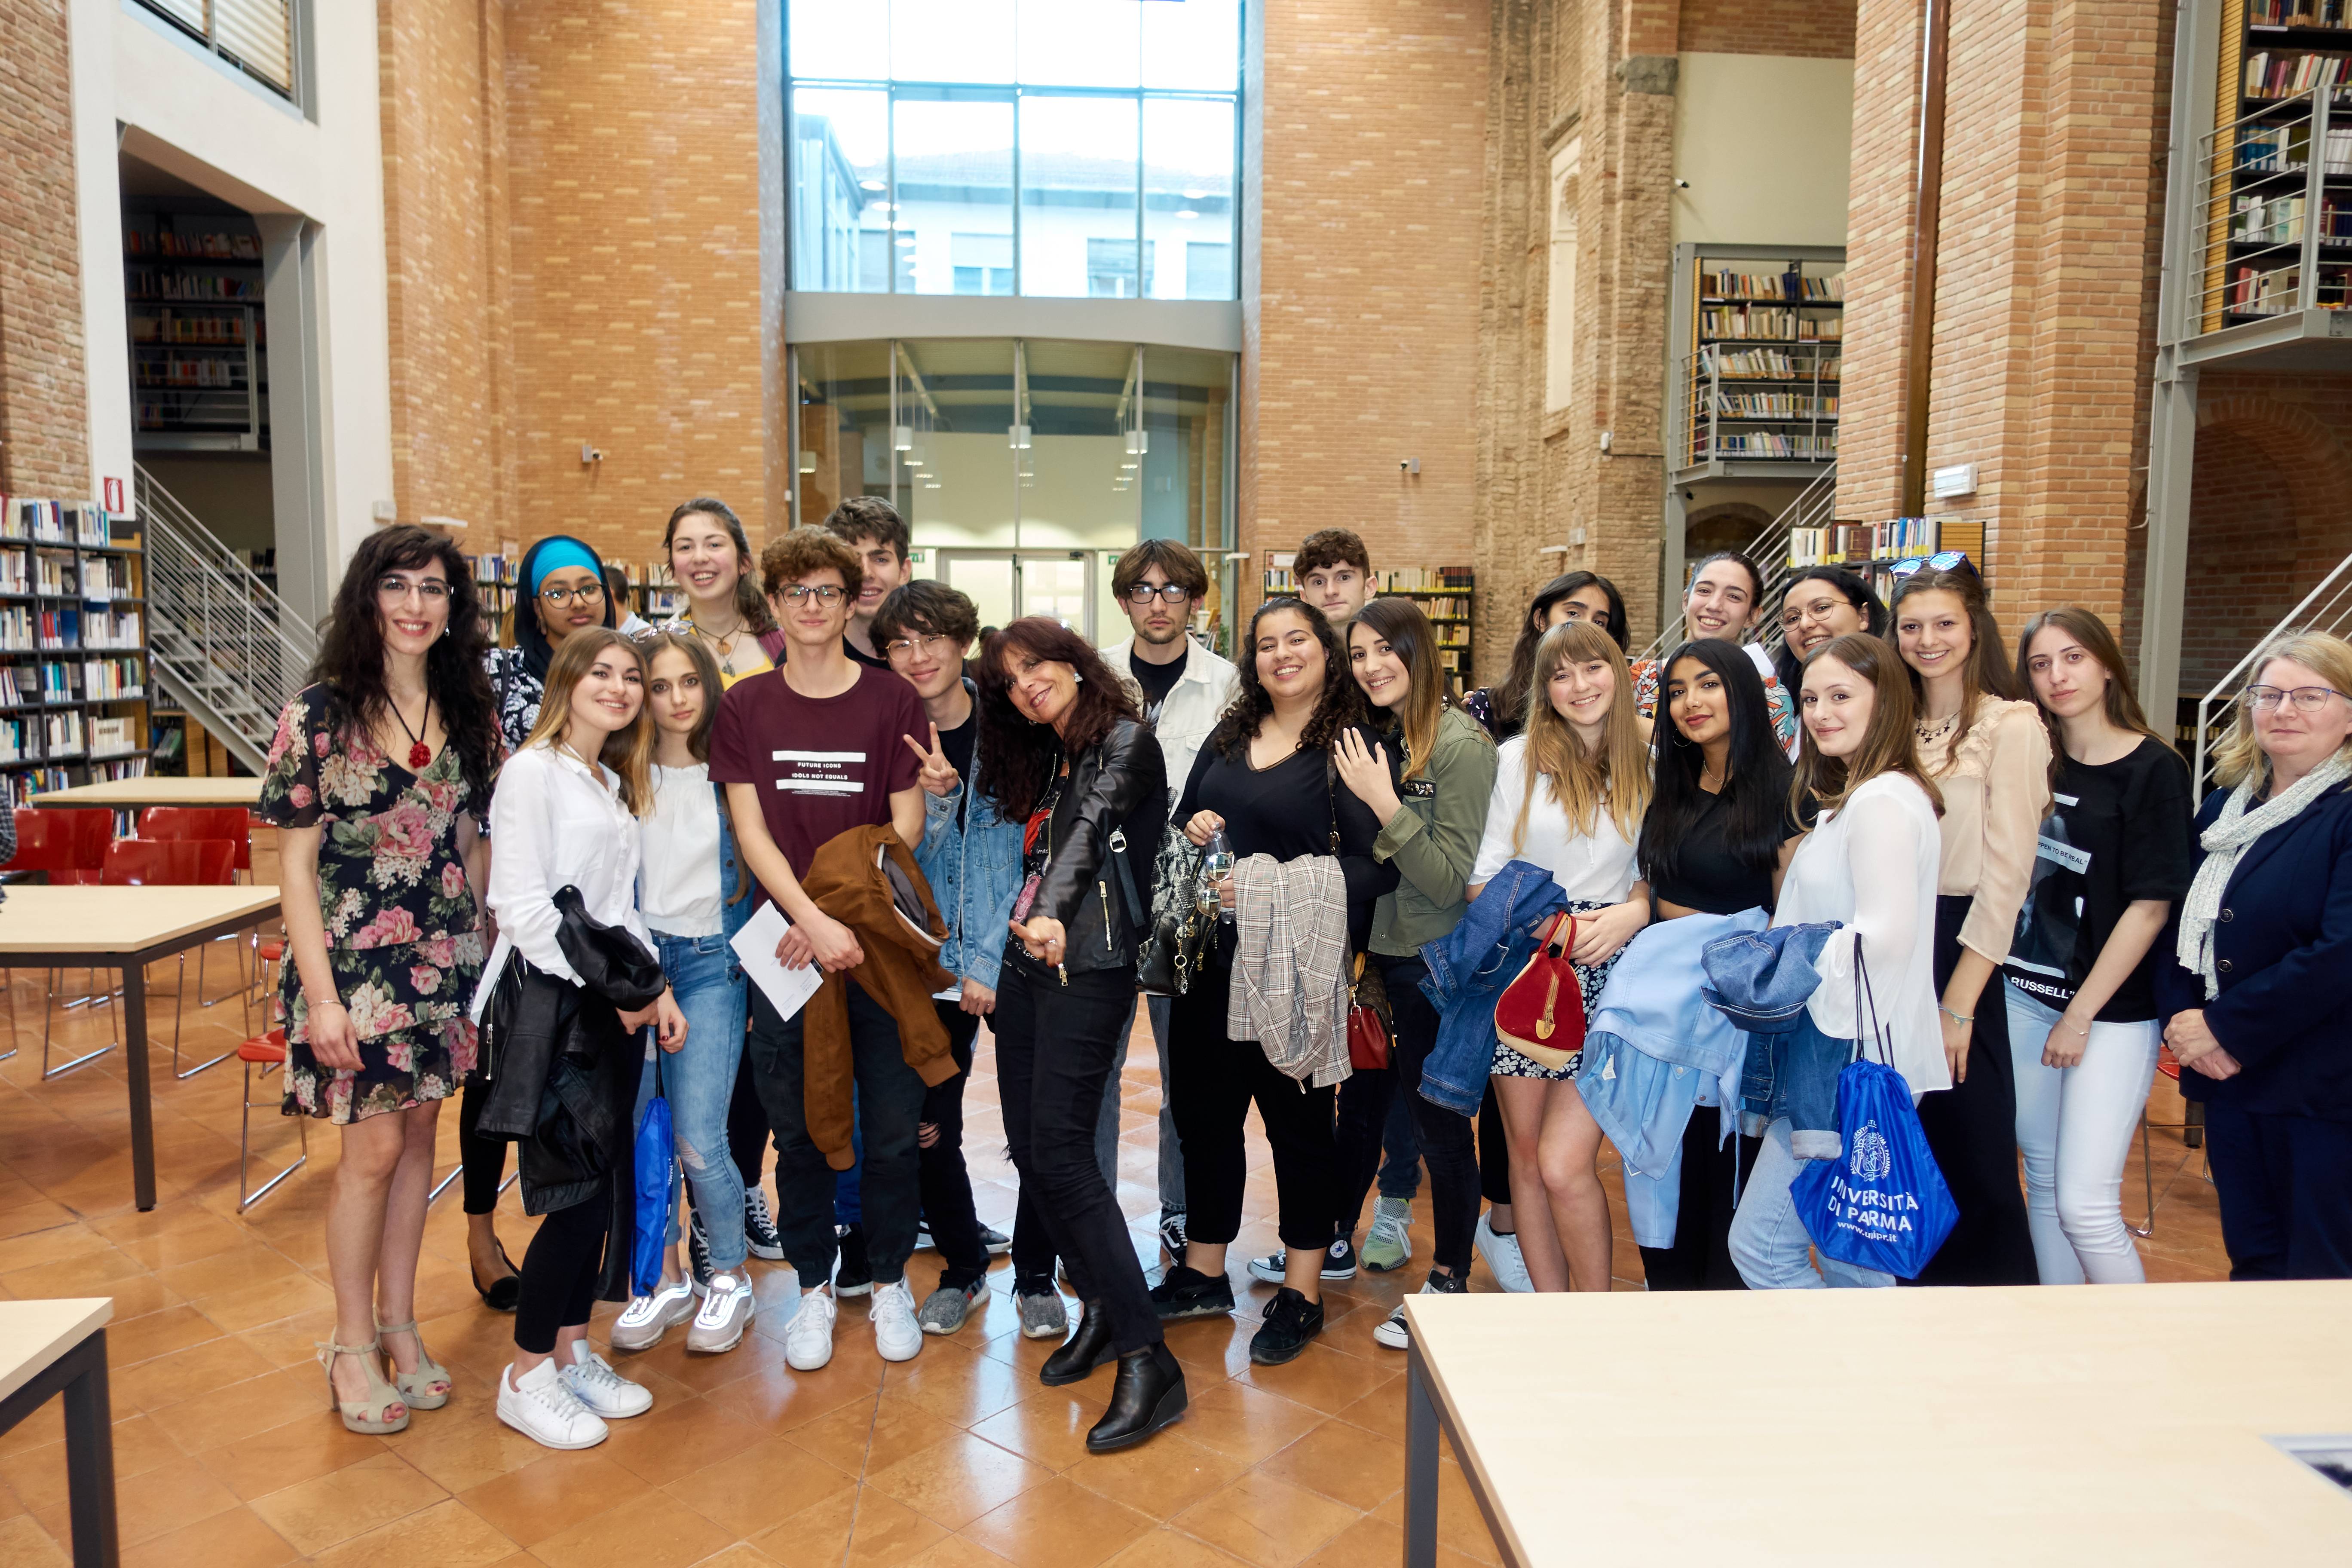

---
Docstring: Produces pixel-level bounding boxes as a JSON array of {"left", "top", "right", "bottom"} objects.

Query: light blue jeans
[
  {"left": 640, "top": 929, "right": 749, "bottom": 1273},
  {"left": 2006, "top": 983, "right": 2158, "bottom": 1285},
  {"left": 1728, "top": 1117, "right": 1897, "bottom": 1289}
]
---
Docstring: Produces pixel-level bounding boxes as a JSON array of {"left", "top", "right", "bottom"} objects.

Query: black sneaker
[
  {"left": 744, "top": 1186, "right": 785, "bottom": 1262},
  {"left": 1158, "top": 1212, "right": 1189, "bottom": 1260},
  {"left": 978, "top": 1225, "right": 1012, "bottom": 1256},
  {"left": 1248, "top": 1235, "right": 1356, "bottom": 1284},
  {"left": 1148, "top": 1264, "right": 1236, "bottom": 1321},
  {"left": 1248, "top": 1287, "right": 1325, "bottom": 1366},
  {"left": 687, "top": 1208, "right": 715, "bottom": 1298},
  {"left": 1373, "top": 1268, "right": 1467, "bottom": 1351},
  {"left": 834, "top": 1223, "right": 873, "bottom": 1298}
]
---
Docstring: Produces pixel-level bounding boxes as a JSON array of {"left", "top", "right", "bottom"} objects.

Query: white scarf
[{"left": 2174, "top": 753, "right": 2352, "bottom": 998}]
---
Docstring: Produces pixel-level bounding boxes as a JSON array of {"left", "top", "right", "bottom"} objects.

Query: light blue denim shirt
[{"left": 916, "top": 683, "right": 1024, "bottom": 991}]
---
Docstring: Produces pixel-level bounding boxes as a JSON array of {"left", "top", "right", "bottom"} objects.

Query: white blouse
[
  {"left": 640, "top": 763, "right": 723, "bottom": 938},
  {"left": 471, "top": 741, "right": 655, "bottom": 1018},
  {"left": 1773, "top": 772, "right": 1947, "bottom": 1096},
  {"left": 1470, "top": 735, "right": 1640, "bottom": 903}
]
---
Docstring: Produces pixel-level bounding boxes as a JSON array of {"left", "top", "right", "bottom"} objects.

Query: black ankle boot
[
  {"left": 1039, "top": 1300, "right": 1119, "bottom": 1386},
  {"left": 1086, "top": 1343, "right": 1187, "bottom": 1453}
]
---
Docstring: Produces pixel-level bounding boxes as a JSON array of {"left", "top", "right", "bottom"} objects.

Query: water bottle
[{"left": 1199, "top": 829, "right": 1235, "bottom": 925}]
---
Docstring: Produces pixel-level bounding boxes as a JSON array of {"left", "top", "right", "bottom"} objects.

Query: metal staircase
[
  {"left": 135, "top": 465, "right": 317, "bottom": 775},
  {"left": 2188, "top": 551, "right": 2352, "bottom": 805},
  {"left": 1639, "top": 463, "right": 1838, "bottom": 662}
]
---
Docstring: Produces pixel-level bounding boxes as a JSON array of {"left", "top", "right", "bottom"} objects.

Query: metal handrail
[
  {"left": 2189, "top": 551, "right": 2352, "bottom": 803},
  {"left": 1641, "top": 463, "right": 1839, "bottom": 662},
  {"left": 2193, "top": 80, "right": 2349, "bottom": 332}
]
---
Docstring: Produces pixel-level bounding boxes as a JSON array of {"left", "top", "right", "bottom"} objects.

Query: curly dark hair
[
  {"left": 975, "top": 616, "right": 1141, "bottom": 821},
  {"left": 1206, "top": 597, "right": 1364, "bottom": 762},
  {"left": 310, "top": 525, "right": 499, "bottom": 808}
]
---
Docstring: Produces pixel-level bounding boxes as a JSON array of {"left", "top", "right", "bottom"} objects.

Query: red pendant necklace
[{"left": 390, "top": 693, "right": 433, "bottom": 772}]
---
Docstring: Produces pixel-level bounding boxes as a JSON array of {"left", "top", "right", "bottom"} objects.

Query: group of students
[{"left": 263, "top": 502, "right": 2352, "bottom": 1461}]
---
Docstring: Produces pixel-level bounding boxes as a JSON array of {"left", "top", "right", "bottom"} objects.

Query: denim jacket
[
  {"left": 1417, "top": 858, "right": 1568, "bottom": 1116},
  {"left": 916, "top": 685, "right": 1024, "bottom": 991}
]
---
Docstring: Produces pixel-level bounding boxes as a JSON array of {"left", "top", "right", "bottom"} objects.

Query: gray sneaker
[
  {"left": 1015, "top": 1285, "right": 1069, "bottom": 1340},
  {"left": 918, "top": 1279, "right": 986, "bottom": 1335},
  {"left": 610, "top": 1280, "right": 696, "bottom": 1352},
  {"left": 685, "top": 1271, "right": 755, "bottom": 1354}
]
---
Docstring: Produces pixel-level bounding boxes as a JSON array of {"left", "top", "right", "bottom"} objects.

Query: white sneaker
[
  {"left": 498, "top": 1358, "right": 609, "bottom": 1450},
  {"left": 785, "top": 1287, "right": 838, "bottom": 1371},
  {"left": 558, "top": 1346, "right": 653, "bottom": 1419},
  {"left": 870, "top": 1278, "right": 922, "bottom": 1363},
  {"left": 610, "top": 1281, "right": 697, "bottom": 1352},
  {"left": 687, "top": 1272, "right": 756, "bottom": 1354},
  {"left": 1475, "top": 1213, "right": 1534, "bottom": 1294}
]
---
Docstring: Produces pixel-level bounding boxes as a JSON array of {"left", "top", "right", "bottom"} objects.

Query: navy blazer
[{"left": 2153, "top": 778, "right": 2352, "bottom": 1119}]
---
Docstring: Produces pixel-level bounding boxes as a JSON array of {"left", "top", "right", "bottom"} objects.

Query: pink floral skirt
[{"left": 278, "top": 932, "right": 484, "bottom": 1124}]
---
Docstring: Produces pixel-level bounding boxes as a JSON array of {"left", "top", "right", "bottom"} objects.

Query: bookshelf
[
  {"left": 1258, "top": 553, "right": 1478, "bottom": 684},
  {"left": 1785, "top": 517, "right": 1988, "bottom": 603},
  {"left": 2204, "top": 3, "right": 2352, "bottom": 330},
  {"left": 0, "top": 499, "right": 153, "bottom": 806},
  {"left": 1666, "top": 245, "right": 1845, "bottom": 482},
  {"left": 122, "top": 217, "right": 270, "bottom": 453},
  {"left": 465, "top": 552, "right": 682, "bottom": 645}
]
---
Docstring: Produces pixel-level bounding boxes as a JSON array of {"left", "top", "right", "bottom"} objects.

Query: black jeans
[
  {"left": 921, "top": 1004, "right": 990, "bottom": 1291},
  {"left": 513, "top": 1193, "right": 606, "bottom": 1354},
  {"left": 1170, "top": 946, "right": 1340, "bottom": 1252},
  {"left": 1636, "top": 1103, "right": 1761, "bottom": 1290},
  {"left": 458, "top": 1078, "right": 508, "bottom": 1216},
  {"left": 995, "top": 958, "right": 1162, "bottom": 1354},
  {"left": 1333, "top": 957, "right": 1481, "bottom": 1276},
  {"left": 1479, "top": 1084, "right": 1512, "bottom": 1206},
  {"left": 1908, "top": 896, "right": 2040, "bottom": 1286},
  {"left": 744, "top": 977, "right": 927, "bottom": 1291}
]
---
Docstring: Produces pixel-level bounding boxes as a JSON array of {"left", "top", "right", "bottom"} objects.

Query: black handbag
[{"left": 1135, "top": 821, "right": 1214, "bottom": 998}]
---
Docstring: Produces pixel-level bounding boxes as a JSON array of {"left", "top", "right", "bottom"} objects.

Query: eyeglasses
[
  {"left": 2244, "top": 684, "right": 2348, "bottom": 714},
  {"left": 377, "top": 577, "right": 452, "bottom": 603},
  {"left": 779, "top": 583, "right": 846, "bottom": 606},
  {"left": 885, "top": 632, "right": 959, "bottom": 662},
  {"left": 538, "top": 582, "right": 606, "bottom": 607},
  {"left": 1124, "top": 582, "right": 1193, "bottom": 605}
]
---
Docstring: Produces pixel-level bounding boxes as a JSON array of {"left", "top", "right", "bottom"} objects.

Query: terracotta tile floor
[{"left": 0, "top": 881, "right": 2234, "bottom": 1568}]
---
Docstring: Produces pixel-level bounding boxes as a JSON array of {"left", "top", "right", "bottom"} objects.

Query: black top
[
  {"left": 938, "top": 709, "right": 977, "bottom": 833},
  {"left": 776, "top": 635, "right": 890, "bottom": 671},
  {"left": 1650, "top": 787, "right": 1803, "bottom": 917},
  {"left": 1176, "top": 727, "right": 1400, "bottom": 952},
  {"left": 1129, "top": 649, "right": 1186, "bottom": 722},
  {"left": 2004, "top": 737, "right": 2196, "bottom": 1022}
]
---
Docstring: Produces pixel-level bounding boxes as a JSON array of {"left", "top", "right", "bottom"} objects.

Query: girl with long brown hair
[{"left": 661, "top": 497, "right": 780, "bottom": 686}]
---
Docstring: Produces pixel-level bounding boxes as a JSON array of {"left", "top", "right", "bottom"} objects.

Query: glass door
[{"left": 932, "top": 549, "right": 1095, "bottom": 640}]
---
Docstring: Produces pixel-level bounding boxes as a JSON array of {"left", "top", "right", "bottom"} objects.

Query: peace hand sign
[{"left": 903, "top": 723, "right": 960, "bottom": 797}]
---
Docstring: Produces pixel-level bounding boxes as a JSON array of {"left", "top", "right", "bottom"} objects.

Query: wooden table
[
  {"left": 0, "top": 1298, "right": 116, "bottom": 1566},
  {"left": 28, "top": 777, "right": 262, "bottom": 810},
  {"left": 1401, "top": 1282, "right": 2352, "bottom": 1567},
  {"left": 0, "top": 886, "right": 282, "bottom": 1210}
]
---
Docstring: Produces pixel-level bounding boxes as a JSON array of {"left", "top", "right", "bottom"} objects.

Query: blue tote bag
[
  {"left": 1789, "top": 959, "right": 1958, "bottom": 1279},
  {"left": 631, "top": 1035, "right": 675, "bottom": 1297}
]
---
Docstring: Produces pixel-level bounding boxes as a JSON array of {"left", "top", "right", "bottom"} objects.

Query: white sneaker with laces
[
  {"left": 786, "top": 1286, "right": 838, "bottom": 1371},
  {"left": 688, "top": 1271, "right": 756, "bottom": 1354},
  {"left": 498, "top": 1357, "right": 609, "bottom": 1450},
  {"left": 870, "top": 1278, "right": 922, "bottom": 1363},
  {"left": 1475, "top": 1213, "right": 1534, "bottom": 1294},
  {"left": 610, "top": 1280, "right": 697, "bottom": 1352},
  {"left": 558, "top": 1345, "right": 653, "bottom": 1418}
]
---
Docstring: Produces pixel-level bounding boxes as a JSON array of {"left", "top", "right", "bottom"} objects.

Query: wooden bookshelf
[
  {"left": 123, "top": 217, "right": 270, "bottom": 453},
  {"left": 0, "top": 499, "right": 153, "bottom": 807},
  {"left": 1257, "top": 552, "right": 1479, "bottom": 683},
  {"left": 1673, "top": 248, "right": 1845, "bottom": 479},
  {"left": 1785, "top": 518, "right": 1988, "bottom": 603},
  {"left": 2206, "top": 0, "right": 2352, "bottom": 330}
]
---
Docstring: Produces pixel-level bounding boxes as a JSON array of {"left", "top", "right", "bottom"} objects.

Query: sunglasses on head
[{"left": 1886, "top": 550, "right": 1969, "bottom": 579}]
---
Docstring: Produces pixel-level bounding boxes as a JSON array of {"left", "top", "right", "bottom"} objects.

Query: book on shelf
[
  {"left": 2242, "top": 49, "right": 2351, "bottom": 99},
  {"left": 1375, "top": 566, "right": 1475, "bottom": 592},
  {"left": 1698, "top": 307, "right": 1843, "bottom": 342},
  {"left": 1710, "top": 392, "right": 1838, "bottom": 418},
  {"left": 1699, "top": 270, "right": 1845, "bottom": 302},
  {"left": 1705, "top": 348, "right": 1841, "bottom": 381},
  {"left": 1788, "top": 516, "right": 1984, "bottom": 567}
]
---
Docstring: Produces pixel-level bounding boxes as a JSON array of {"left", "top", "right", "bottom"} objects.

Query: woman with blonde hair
[
  {"left": 1466, "top": 621, "right": 1653, "bottom": 1292},
  {"left": 2156, "top": 630, "right": 2352, "bottom": 1279}
]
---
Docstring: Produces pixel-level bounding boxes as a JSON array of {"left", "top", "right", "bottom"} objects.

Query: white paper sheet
[{"left": 729, "top": 901, "right": 824, "bottom": 1023}]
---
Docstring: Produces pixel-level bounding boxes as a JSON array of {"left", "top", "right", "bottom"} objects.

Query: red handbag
[
  {"left": 1493, "top": 913, "right": 1586, "bottom": 1072},
  {"left": 1347, "top": 952, "right": 1393, "bottom": 1070}
]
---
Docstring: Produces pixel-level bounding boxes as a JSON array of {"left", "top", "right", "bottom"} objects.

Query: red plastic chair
[
  {"left": 92, "top": 838, "right": 239, "bottom": 1078},
  {"left": 235, "top": 1028, "right": 307, "bottom": 1210},
  {"left": 140, "top": 807, "right": 257, "bottom": 1015},
  {"left": 19, "top": 808, "right": 120, "bottom": 1077}
]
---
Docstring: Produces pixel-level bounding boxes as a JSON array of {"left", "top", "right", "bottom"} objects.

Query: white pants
[
  {"left": 2005, "top": 983, "right": 2159, "bottom": 1286},
  {"left": 1727, "top": 1118, "right": 1897, "bottom": 1290}
]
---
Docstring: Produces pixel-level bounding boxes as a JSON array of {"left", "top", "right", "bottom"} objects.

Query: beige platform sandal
[
  {"left": 317, "top": 1338, "right": 410, "bottom": 1434},
  {"left": 376, "top": 1317, "right": 453, "bottom": 1411}
]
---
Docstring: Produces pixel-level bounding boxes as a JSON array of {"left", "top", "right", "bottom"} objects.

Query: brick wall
[
  {"left": 1244, "top": 0, "right": 1490, "bottom": 622},
  {"left": 0, "top": 0, "right": 89, "bottom": 499},
  {"left": 1834, "top": 0, "right": 1926, "bottom": 525},
  {"left": 1678, "top": 0, "right": 1856, "bottom": 58},
  {"left": 500, "top": 0, "right": 766, "bottom": 574}
]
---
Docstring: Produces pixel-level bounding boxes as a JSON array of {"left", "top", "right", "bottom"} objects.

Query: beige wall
[{"left": 1670, "top": 54, "right": 1854, "bottom": 247}]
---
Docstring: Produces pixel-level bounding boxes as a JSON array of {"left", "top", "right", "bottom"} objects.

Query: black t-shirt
[
  {"left": 1129, "top": 649, "right": 1185, "bottom": 723},
  {"left": 1176, "top": 728, "right": 1400, "bottom": 953},
  {"left": 2003, "top": 737, "right": 2197, "bottom": 1022},
  {"left": 776, "top": 635, "right": 890, "bottom": 671},
  {"left": 1650, "top": 788, "right": 1804, "bottom": 916},
  {"left": 937, "top": 709, "right": 977, "bottom": 833}
]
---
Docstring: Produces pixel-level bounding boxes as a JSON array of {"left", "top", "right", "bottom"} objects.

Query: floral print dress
[{"left": 260, "top": 683, "right": 488, "bottom": 1123}]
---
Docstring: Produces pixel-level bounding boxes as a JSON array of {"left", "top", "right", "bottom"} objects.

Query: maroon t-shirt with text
[{"left": 708, "top": 663, "right": 925, "bottom": 902}]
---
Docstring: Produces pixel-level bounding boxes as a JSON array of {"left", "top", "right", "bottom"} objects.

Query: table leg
[
  {"left": 122, "top": 965, "right": 155, "bottom": 1212},
  {"left": 60, "top": 1332, "right": 118, "bottom": 1568},
  {"left": 1404, "top": 1338, "right": 1438, "bottom": 1568}
]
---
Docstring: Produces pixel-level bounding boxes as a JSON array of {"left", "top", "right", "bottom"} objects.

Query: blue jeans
[
  {"left": 1727, "top": 1117, "right": 1895, "bottom": 1290},
  {"left": 650, "top": 929, "right": 749, "bottom": 1273}
]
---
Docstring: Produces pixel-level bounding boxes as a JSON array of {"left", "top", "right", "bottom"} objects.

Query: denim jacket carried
[
  {"left": 915, "top": 684, "right": 1024, "bottom": 991},
  {"left": 1417, "top": 858, "right": 1568, "bottom": 1117}
]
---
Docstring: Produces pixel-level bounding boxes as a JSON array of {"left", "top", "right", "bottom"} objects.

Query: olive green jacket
[{"left": 1369, "top": 705, "right": 1500, "bottom": 957}]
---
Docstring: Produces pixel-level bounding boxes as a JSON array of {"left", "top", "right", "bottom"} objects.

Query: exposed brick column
[
  {"left": 1836, "top": 0, "right": 1927, "bottom": 525},
  {"left": 0, "top": 0, "right": 90, "bottom": 499}
]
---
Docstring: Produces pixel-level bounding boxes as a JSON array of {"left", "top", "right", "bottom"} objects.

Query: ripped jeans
[{"left": 639, "top": 928, "right": 750, "bottom": 1273}]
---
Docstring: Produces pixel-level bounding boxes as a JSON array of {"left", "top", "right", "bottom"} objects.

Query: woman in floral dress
[{"left": 262, "top": 525, "right": 502, "bottom": 1434}]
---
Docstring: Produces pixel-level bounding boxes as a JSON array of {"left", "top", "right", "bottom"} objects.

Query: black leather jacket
[{"left": 1028, "top": 717, "right": 1168, "bottom": 976}]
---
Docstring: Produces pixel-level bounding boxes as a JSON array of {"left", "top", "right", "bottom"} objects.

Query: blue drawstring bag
[
  {"left": 1788, "top": 959, "right": 1958, "bottom": 1280},
  {"left": 631, "top": 1035, "right": 674, "bottom": 1297}
]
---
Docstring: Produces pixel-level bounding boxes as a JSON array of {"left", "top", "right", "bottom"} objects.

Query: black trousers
[
  {"left": 1636, "top": 1103, "right": 1760, "bottom": 1290},
  {"left": 458, "top": 1078, "right": 508, "bottom": 1216},
  {"left": 2205, "top": 1102, "right": 2352, "bottom": 1280},
  {"left": 1332, "top": 957, "right": 1481, "bottom": 1276},
  {"left": 1909, "top": 895, "right": 2040, "bottom": 1286},
  {"left": 514, "top": 1194, "right": 607, "bottom": 1354},
  {"left": 726, "top": 1046, "right": 772, "bottom": 1193},
  {"left": 995, "top": 959, "right": 1162, "bottom": 1354},
  {"left": 920, "top": 1004, "right": 991, "bottom": 1291},
  {"left": 1479, "top": 1084, "right": 1512, "bottom": 1206},
  {"left": 1170, "top": 946, "right": 1340, "bottom": 1252}
]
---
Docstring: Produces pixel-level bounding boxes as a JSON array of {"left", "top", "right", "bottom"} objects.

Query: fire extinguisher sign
[{"left": 103, "top": 477, "right": 124, "bottom": 513}]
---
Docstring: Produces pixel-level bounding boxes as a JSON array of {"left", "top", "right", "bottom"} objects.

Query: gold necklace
[{"left": 689, "top": 615, "right": 746, "bottom": 675}]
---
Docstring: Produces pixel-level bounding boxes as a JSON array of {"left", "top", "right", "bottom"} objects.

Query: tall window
[{"left": 787, "top": 0, "right": 1242, "bottom": 300}]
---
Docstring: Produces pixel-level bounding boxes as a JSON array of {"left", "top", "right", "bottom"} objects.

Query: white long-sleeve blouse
[{"left": 470, "top": 741, "right": 654, "bottom": 1017}]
